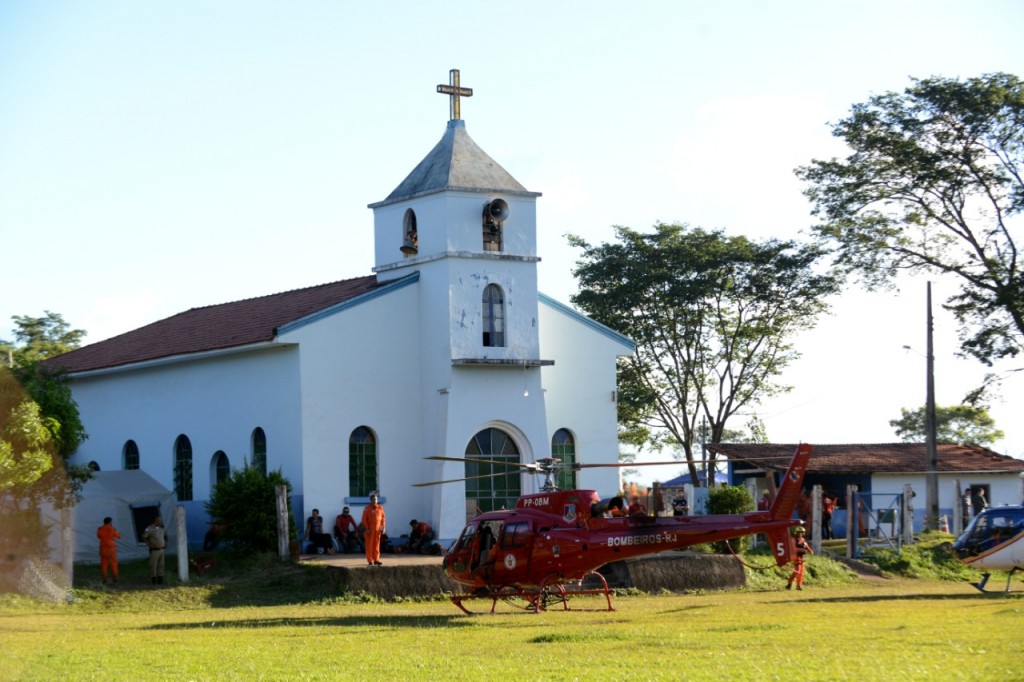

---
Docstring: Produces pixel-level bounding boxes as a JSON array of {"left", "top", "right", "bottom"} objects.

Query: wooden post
[
  {"left": 902, "top": 484, "right": 915, "bottom": 546},
  {"left": 276, "top": 485, "right": 289, "bottom": 560},
  {"left": 175, "top": 505, "right": 188, "bottom": 584},
  {"left": 61, "top": 507, "right": 74, "bottom": 589},
  {"left": 845, "top": 484, "right": 857, "bottom": 559},
  {"left": 952, "top": 479, "right": 963, "bottom": 537},
  {"left": 811, "top": 485, "right": 823, "bottom": 554}
]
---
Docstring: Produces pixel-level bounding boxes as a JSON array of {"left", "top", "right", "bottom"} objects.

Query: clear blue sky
[{"left": 3, "top": 2, "right": 1023, "bottom": 482}]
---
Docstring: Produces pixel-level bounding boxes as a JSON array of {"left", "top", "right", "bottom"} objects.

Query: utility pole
[{"left": 925, "top": 281, "right": 939, "bottom": 531}]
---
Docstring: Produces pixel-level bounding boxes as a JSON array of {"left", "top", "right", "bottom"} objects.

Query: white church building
[{"left": 52, "top": 72, "right": 634, "bottom": 546}]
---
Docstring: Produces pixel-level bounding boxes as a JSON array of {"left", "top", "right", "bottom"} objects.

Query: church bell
[{"left": 400, "top": 236, "right": 418, "bottom": 255}]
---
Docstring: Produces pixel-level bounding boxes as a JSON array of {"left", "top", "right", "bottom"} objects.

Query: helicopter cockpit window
[
  {"left": 965, "top": 510, "right": 1024, "bottom": 546},
  {"left": 500, "top": 521, "right": 530, "bottom": 549},
  {"left": 456, "top": 523, "right": 476, "bottom": 552}
]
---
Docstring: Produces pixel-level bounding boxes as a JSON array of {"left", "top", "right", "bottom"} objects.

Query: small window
[
  {"left": 213, "top": 450, "right": 230, "bottom": 488},
  {"left": 252, "top": 427, "right": 267, "bottom": 475},
  {"left": 401, "top": 208, "right": 418, "bottom": 256},
  {"left": 349, "top": 426, "right": 378, "bottom": 497},
  {"left": 500, "top": 521, "right": 530, "bottom": 549},
  {"left": 482, "top": 284, "right": 505, "bottom": 347},
  {"left": 87, "top": 461, "right": 101, "bottom": 472},
  {"left": 174, "top": 434, "right": 193, "bottom": 502},
  {"left": 123, "top": 440, "right": 140, "bottom": 470},
  {"left": 552, "top": 428, "right": 577, "bottom": 491}
]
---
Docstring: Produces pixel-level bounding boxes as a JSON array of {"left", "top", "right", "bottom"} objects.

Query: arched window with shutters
[
  {"left": 349, "top": 426, "right": 378, "bottom": 497},
  {"left": 552, "top": 428, "right": 577, "bottom": 491},
  {"left": 174, "top": 434, "right": 193, "bottom": 502},
  {"left": 123, "top": 440, "right": 140, "bottom": 470},
  {"left": 482, "top": 284, "right": 505, "bottom": 347},
  {"left": 212, "top": 450, "right": 230, "bottom": 490},
  {"left": 465, "top": 428, "right": 520, "bottom": 513},
  {"left": 252, "top": 427, "right": 267, "bottom": 475}
]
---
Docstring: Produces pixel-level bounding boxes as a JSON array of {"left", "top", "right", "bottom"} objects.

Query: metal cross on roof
[{"left": 437, "top": 69, "right": 473, "bottom": 121}]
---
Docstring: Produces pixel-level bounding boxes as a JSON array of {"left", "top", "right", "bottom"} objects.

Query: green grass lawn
[{"left": 1, "top": 570, "right": 1022, "bottom": 681}]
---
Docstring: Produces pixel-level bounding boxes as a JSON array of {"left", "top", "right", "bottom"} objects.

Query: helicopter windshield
[
  {"left": 456, "top": 523, "right": 476, "bottom": 552},
  {"left": 955, "top": 507, "right": 1024, "bottom": 557}
]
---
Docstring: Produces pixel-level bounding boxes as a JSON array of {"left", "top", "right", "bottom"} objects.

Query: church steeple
[
  {"left": 368, "top": 70, "right": 545, "bottom": 369},
  {"left": 371, "top": 119, "right": 537, "bottom": 208},
  {"left": 369, "top": 70, "right": 540, "bottom": 273}
]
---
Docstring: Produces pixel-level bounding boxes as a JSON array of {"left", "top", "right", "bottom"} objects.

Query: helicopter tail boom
[{"left": 767, "top": 443, "right": 813, "bottom": 522}]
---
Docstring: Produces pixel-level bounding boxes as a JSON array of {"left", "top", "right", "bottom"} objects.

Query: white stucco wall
[
  {"left": 279, "top": 279, "right": 429, "bottom": 534},
  {"left": 69, "top": 345, "right": 303, "bottom": 500},
  {"left": 539, "top": 295, "right": 634, "bottom": 496},
  {"left": 872, "top": 473, "right": 1024, "bottom": 512}
]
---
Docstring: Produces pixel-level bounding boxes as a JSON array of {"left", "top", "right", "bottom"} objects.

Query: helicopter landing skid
[
  {"left": 450, "top": 571, "right": 616, "bottom": 615},
  {"left": 971, "top": 566, "right": 1021, "bottom": 594}
]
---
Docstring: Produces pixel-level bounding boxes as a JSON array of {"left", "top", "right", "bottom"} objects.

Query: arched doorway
[{"left": 465, "top": 427, "right": 521, "bottom": 513}]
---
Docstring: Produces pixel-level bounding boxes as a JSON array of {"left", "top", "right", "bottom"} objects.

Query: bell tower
[
  {"left": 367, "top": 71, "right": 552, "bottom": 538},
  {"left": 369, "top": 69, "right": 546, "bottom": 364}
]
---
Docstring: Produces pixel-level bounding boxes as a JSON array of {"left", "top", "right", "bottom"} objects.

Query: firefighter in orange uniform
[
  {"left": 96, "top": 516, "right": 122, "bottom": 584},
  {"left": 361, "top": 492, "right": 386, "bottom": 566},
  {"left": 786, "top": 526, "right": 813, "bottom": 591}
]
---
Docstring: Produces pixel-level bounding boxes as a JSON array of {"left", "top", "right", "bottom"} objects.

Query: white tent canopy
[{"left": 73, "top": 470, "right": 175, "bottom": 564}]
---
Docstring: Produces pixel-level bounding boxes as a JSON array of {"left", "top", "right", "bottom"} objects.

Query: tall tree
[
  {"left": 798, "top": 73, "right": 1024, "bottom": 365},
  {"left": 889, "top": 404, "right": 1005, "bottom": 446},
  {"left": 2, "top": 312, "right": 88, "bottom": 458},
  {"left": 570, "top": 224, "right": 840, "bottom": 484},
  {"left": 1, "top": 313, "right": 90, "bottom": 505},
  {"left": 2, "top": 311, "right": 86, "bottom": 368}
]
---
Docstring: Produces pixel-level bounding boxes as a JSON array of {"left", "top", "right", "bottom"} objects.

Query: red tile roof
[
  {"left": 47, "top": 275, "right": 380, "bottom": 374},
  {"left": 708, "top": 443, "right": 1024, "bottom": 474}
]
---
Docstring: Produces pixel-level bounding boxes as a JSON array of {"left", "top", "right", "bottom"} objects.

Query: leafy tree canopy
[
  {"left": 0, "top": 367, "right": 85, "bottom": 510},
  {"left": 570, "top": 224, "right": 840, "bottom": 484},
  {"left": 0, "top": 397, "right": 56, "bottom": 491},
  {"left": 1, "top": 312, "right": 88, "bottom": 459},
  {"left": 798, "top": 73, "right": 1024, "bottom": 365},
  {"left": 2, "top": 311, "right": 86, "bottom": 368},
  {"left": 889, "top": 404, "right": 1005, "bottom": 446}
]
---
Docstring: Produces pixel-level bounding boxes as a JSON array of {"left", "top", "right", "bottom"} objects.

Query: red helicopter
[{"left": 417, "top": 443, "right": 812, "bottom": 614}]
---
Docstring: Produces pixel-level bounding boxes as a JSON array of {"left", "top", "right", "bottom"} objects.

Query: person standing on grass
[
  {"left": 786, "top": 526, "right": 813, "bottom": 591},
  {"left": 142, "top": 516, "right": 167, "bottom": 585},
  {"left": 96, "top": 517, "right": 121, "bottom": 584},
  {"left": 361, "top": 493, "right": 386, "bottom": 566}
]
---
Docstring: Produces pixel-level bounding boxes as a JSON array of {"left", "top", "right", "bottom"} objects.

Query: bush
[
  {"left": 707, "top": 485, "right": 755, "bottom": 553},
  {"left": 858, "top": 531, "right": 984, "bottom": 581},
  {"left": 205, "top": 466, "right": 296, "bottom": 555}
]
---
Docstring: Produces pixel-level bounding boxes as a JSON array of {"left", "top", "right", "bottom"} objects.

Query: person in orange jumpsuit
[
  {"left": 361, "top": 492, "right": 386, "bottom": 566},
  {"left": 96, "top": 516, "right": 121, "bottom": 584},
  {"left": 786, "top": 526, "right": 813, "bottom": 591}
]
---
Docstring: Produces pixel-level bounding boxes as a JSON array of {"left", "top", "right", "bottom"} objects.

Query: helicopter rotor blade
[
  {"left": 576, "top": 455, "right": 799, "bottom": 469},
  {"left": 425, "top": 455, "right": 536, "bottom": 470},
  {"left": 412, "top": 471, "right": 522, "bottom": 487}
]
